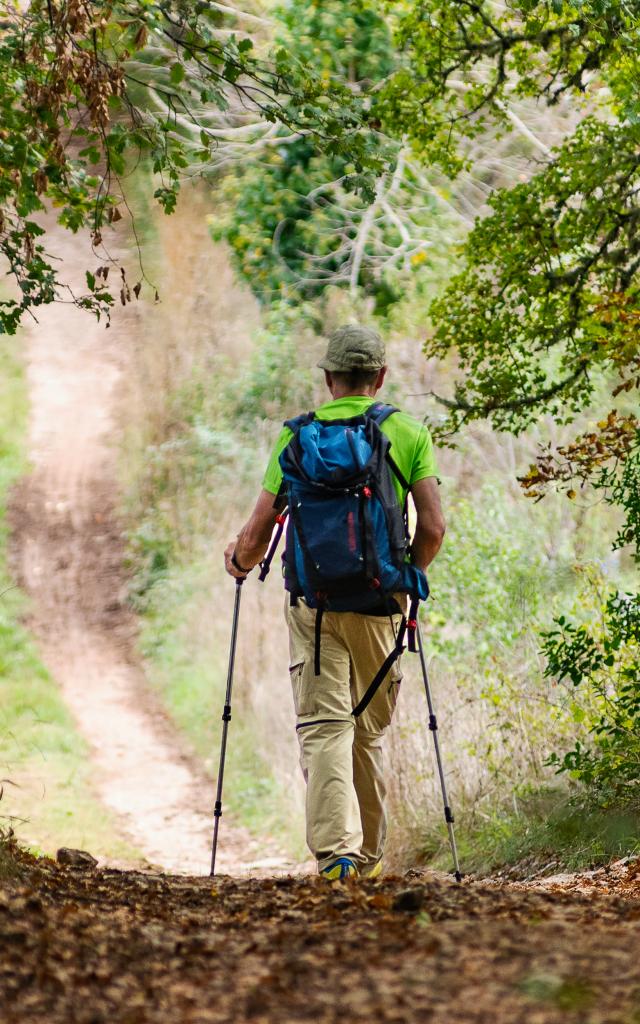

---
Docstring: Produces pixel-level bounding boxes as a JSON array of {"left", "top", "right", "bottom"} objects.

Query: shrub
[{"left": 544, "top": 588, "right": 640, "bottom": 807}]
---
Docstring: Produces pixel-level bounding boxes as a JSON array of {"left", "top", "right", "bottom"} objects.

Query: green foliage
[
  {"left": 224, "top": 303, "right": 316, "bottom": 421},
  {"left": 606, "top": 431, "right": 640, "bottom": 560},
  {"left": 213, "top": 0, "right": 406, "bottom": 308},
  {"left": 544, "top": 590, "right": 640, "bottom": 805},
  {"left": 278, "top": 0, "right": 394, "bottom": 82},
  {"left": 519, "top": 972, "right": 594, "bottom": 1013},
  {"left": 379, "top": 1, "right": 640, "bottom": 459},
  {"left": 127, "top": 520, "right": 172, "bottom": 608},
  {"left": 427, "top": 482, "right": 556, "bottom": 660},
  {"left": 427, "top": 118, "right": 639, "bottom": 434},
  {"left": 124, "top": 416, "right": 254, "bottom": 593},
  {"left": 213, "top": 2, "right": 462, "bottom": 311},
  {"left": 382, "top": 0, "right": 639, "bottom": 168},
  {"left": 376, "top": 0, "right": 640, "bottom": 808},
  {"left": 417, "top": 475, "right": 591, "bottom": 802},
  {"left": 519, "top": 421, "right": 640, "bottom": 807},
  {"left": 124, "top": 300, "right": 316, "bottom": 584},
  {"left": 0, "top": 1, "right": 383, "bottom": 334}
]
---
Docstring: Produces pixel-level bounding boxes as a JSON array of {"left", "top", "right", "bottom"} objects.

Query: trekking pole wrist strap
[{"left": 231, "top": 551, "right": 251, "bottom": 575}]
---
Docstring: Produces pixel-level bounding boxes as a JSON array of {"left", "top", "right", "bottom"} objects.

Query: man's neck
[{"left": 328, "top": 389, "right": 377, "bottom": 401}]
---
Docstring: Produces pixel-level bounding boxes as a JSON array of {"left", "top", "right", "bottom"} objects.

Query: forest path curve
[{"left": 8, "top": 224, "right": 293, "bottom": 876}]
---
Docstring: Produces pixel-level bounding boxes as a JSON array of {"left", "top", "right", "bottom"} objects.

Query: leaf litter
[{"left": 3, "top": 843, "right": 640, "bottom": 1023}]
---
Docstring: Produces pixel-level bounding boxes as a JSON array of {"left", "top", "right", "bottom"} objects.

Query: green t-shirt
[{"left": 262, "top": 396, "right": 438, "bottom": 505}]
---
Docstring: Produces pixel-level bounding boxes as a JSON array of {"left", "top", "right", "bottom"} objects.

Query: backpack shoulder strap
[
  {"left": 365, "top": 403, "right": 410, "bottom": 491},
  {"left": 385, "top": 451, "right": 410, "bottom": 492},
  {"left": 284, "top": 410, "right": 315, "bottom": 434},
  {"left": 365, "top": 402, "right": 399, "bottom": 426},
  {"left": 279, "top": 411, "right": 316, "bottom": 481}
]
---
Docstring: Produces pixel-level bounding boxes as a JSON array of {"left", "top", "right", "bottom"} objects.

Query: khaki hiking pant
[{"left": 286, "top": 596, "right": 406, "bottom": 875}]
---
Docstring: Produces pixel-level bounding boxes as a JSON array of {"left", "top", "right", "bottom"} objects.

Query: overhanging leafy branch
[{"left": 0, "top": 0, "right": 382, "bottom": 334}]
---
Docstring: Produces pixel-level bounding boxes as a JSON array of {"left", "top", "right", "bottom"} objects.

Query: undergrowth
[
  {"left": 421, "top": 789, "right": 640, "bottom": 879},
  {"left": 0, "top": 828, "right": 45, "bottom": 881}
]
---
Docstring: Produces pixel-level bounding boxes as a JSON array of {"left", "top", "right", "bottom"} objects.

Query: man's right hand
[{"left": 224, "top": 540, "right": 249, "bottom": 579}]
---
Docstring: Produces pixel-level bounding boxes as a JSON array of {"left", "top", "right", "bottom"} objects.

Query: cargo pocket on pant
[
  {"left": 387, "top": 663, "right": 402, "bottom": 712},
  {"left": 289, "top": 661, "right": 306, "bottom": 717},
  {"left": 363, "top": 663, "right": 402, "bottom": 733}
]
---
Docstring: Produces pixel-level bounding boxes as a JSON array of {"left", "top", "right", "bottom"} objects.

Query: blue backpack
[{"left": 259, "top": 403, "right": 429, "bottom": 715}]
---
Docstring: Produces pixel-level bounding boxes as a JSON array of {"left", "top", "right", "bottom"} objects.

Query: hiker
[{"left": 224, "top": 325, "right": 445, "bottom": 880}]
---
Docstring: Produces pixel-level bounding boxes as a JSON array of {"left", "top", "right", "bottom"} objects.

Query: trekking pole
[
  {"left": 210, "top": 577, "right": 244, "bottom": 876},
  {"left": 416, "top": 622, "right": 463, "bottom": 882}
]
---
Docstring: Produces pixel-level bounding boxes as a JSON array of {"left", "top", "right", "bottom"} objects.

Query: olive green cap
[{"left": 317, "top": 324, "right": 386, "bottom": 372}]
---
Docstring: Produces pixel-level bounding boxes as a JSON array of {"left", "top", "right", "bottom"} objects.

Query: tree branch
[{"left": 430, "top": 363, "right": 589, "bottom": 419}]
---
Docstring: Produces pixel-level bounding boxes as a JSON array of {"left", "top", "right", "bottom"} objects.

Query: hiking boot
[
  {"left": 362, "top": 858, "right": 383, "bottom": 879},
  {"left": 320, "top": 857, "right": 358, "bottom": 881}
]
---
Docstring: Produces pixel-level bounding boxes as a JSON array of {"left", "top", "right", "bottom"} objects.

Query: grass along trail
[{"left": 7, "top": 223, "right": 293, "bottom": 876}]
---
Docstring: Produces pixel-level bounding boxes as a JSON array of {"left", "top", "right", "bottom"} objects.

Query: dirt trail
[
  {"left": 3, "top": 846, "right": 640, "bottom": 1024},
  {"left": 9, "top": 226, "right": 292, "bottom": 876}
]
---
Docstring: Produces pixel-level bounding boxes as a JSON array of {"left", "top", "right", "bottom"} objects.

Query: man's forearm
[
  {"left": 224, "top": 489, "right": 281, "bottom": 577},
  {"left": 233, "top": 523, "right": 272, "bottom": 572},
  {"left": 409, "top": 477, "right": 446, "bottom": 571},
  {"left": 410, "top": 525, "right": 445, "bottom": 571}
]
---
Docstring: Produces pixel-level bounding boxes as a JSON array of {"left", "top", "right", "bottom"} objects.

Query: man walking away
[{"left": 224, "top": 325, "right": 445, "bottom": 879}]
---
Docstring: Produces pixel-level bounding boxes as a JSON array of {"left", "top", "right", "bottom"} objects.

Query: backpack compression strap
[
  {"left": 351, "top": 596, "right": 421, "bottom": 717},
  {"left": 351, "top": 615, "right": 408, "bottom": 718},
  {"left": 314, "top": 604, "right": 324, "bottom": 676}
]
